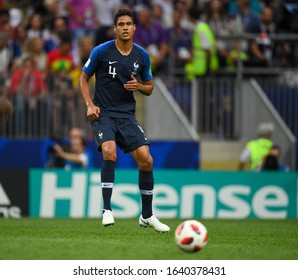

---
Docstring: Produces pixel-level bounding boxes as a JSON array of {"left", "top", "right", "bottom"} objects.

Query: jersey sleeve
[
  {"left": 141, "top": 51, "right": 153, "bottom": 81},
  {"left": 82, "top": 46, "right": 101, "bottom": 76}
]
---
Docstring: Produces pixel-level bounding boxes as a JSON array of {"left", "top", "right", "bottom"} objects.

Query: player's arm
[
  {"left": 124, "top": 75, "right": 154, "bottom": 96},
  {"left": 79, "top": 71, "right": 100, "bottom": 120}
]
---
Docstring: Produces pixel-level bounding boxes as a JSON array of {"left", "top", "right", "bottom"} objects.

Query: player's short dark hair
[{"left": 114, "top": 9, "right": 135, "bottom": 26}]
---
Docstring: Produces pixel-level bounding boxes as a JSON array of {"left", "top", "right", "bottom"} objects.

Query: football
[{"left": 175, "top": 220, "right": 208, "bottom": 252}]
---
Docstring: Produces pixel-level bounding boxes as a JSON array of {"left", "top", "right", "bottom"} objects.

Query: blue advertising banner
[{"left": 0, "top": 139, "right": 199, "bottom": 169}]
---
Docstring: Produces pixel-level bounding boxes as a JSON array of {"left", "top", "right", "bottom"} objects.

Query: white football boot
[
  {"left": 102, "top": 209, "right": 114, "bottom": 227},
  {"left": 139, "top": 214, "right": 170, "bottom": 232}
]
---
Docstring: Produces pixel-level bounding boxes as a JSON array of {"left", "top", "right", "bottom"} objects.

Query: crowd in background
[
  {"left": 0, "top": 0, "right": 297, "bottom": 77},
  {"left": 0, "top": 0, "right": 298, "bottom": 138}
]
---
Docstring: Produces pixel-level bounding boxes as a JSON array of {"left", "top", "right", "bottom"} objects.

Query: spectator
[
  {"left": 151, "top": 2, "right": 164, "bottom": 25},
  {"left": 70, "top": 35, "right": 94, "bottom": 89},
  {"left": 22, "top": 0, "right": 48, "bottom": 23},
  {"left": 152, "top": 0, "right": 174, "bottom": 28},
  {"left": 44, "top": 16, "right": 70, "bottom": 52},
  {"left": 17, "top": 37, "right": 48, "bottom": 72},
  {"left": 238, "top": 122, "right": 274, "bottom": 170},
  {"left": 26, "top": 13, "right": 51, "bottom": 41},
  {"left": 8, "top": 55, "right": 47, "bottom": 136},
  {"left": 52, "top": 134, "right": 93, "bottom": 169},
  {"left": 0, "top": 24, "right": 13, "bottom": 76},
  {"left": 9, "top": 7, "right": 23, "bottom": 32},
  {"left": 205, "top": 0, "right": 236, "bottom": 68},
  {"left": 259, "top": 145, "right": 290, "bottom": 171},
  {"left": 47, "top": 35, "right": 74, "bottom": 75},
  {"left": 44, "top": 0, "right": 69, "bottom": 21},
  {"left": 93, "top": 0, "right": 121, "bottom": 45},
  {"left": 173, "top": 0, "right": 196, "bottom": 31},
  {"left": 185, "top": 7, "right": 219, "bottom": 80},
  {"left": 228, "top": 0, "right": 263, "bottom": 16},
  {"left": 123, "top": 0, "right": 151, "bottom": 9},
  {"left": 167, "top": 8, "right": 193, "bottom": 77},
  {"left": 248, "top": 6, "right": 276, "bottom": 67},
  {"left": 229, "top": 0, "right": 261, "bottom": 35},
  {"left": 225, "top": 39, "right": 248, "bottom": 69},
  {"left": 69, "top": 35, "right": 95, "bottom": 129},
  {"left": 69, "top": 126, "right": 84, "bottom": 141},
  {"left": 11, "top": 24, "right": 28, "bottom": 66},
  {"left": 134, "top": 5, "right": 169, "bottom": 75},
  {"left": 47, "top": 35, "right": 75, "bottom": 134},
  {"left": 64, "top": 0, "right": 96, "bottom": 43}
]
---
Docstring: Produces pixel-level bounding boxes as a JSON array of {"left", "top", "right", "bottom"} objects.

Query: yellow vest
[
  {"left": 247, "top": 138, "right": 273, "bottom": 170},
  {"left": 185, "top": 22, "right": 219, "bottom": 80}
]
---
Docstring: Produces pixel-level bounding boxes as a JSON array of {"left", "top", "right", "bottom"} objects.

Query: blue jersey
[{"left": 82, "top": 40, "right": 153, "bottom": 118}]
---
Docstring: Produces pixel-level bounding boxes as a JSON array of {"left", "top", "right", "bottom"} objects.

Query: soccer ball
[{"left": 175, "top": 220, "right": 208, "bottom": 252}]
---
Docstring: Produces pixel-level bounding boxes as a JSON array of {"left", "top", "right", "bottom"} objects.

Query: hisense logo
[
  {"left": 33, "top": 171, "right": 293, "bottom": 219},
  {"left": 0, "top": 182, "right": 21, "bottom": 218}
]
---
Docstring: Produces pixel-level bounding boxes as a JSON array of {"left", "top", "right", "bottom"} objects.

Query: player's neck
[{"left": 115, "top": 39, "right": 133, "bottom": 56}]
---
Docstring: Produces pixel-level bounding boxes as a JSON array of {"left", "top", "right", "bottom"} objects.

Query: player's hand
[
  {"left": 124, "top": 75, "right": 138, "bottom": 91},
  {"left": 87, "top": 104, "right": 100, "bottom": 120}
]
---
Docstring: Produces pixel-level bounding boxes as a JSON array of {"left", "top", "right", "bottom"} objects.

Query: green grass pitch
[{"left": 0, "top": 218, "right": 298, "bottom": 260}]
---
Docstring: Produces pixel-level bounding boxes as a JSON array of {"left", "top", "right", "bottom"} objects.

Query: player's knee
[
  {"left": 138, "top": 154, "right": 153, "bottom": 170},
  {"left": 102, "top": 145, "right": 117, "bottom": 161}
]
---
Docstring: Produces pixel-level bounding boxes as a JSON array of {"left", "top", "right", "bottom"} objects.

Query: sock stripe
[
  {"left": 140, "top": 189, "right": 153, "bottom": 195},
  {"left": 102, "top": 183, "right": 113, "bottom": 188}
]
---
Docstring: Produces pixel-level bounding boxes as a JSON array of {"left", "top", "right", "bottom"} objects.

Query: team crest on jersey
[{"left": 132, "top": 61, "right": 140, "bottom": 75}]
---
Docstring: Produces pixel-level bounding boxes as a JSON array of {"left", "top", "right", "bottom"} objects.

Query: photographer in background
[
  {"left": 259, "top": 145, "right": 290, "bottom": 171},
  {"left": 238, "top": 122, "right": 274, "bottom": 170},
  {"left": 45, "top": 127, "right": 92, "bottom": 168},
  {"left": 52, "top": 134, "right": 93, "bottom": 169}
]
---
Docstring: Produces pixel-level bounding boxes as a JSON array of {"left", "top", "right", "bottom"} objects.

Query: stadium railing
[{"left": 164, "top": 32, "right": 298, "bottom": 140}]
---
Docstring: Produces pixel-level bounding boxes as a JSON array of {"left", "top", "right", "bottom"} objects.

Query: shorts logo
[{"left": 98, "top": 132, "right": 103, "bottom": 139}]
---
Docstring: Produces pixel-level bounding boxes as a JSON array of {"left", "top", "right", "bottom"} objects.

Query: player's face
[{"left": 114, "top": 16, "right": 135, "bottom": 41}]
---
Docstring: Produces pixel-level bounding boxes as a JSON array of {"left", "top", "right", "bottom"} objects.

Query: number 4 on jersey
[{"left": 109, "top": 66, "right": 117, "bottom": 78}]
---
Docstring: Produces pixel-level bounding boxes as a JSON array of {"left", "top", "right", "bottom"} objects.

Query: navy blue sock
[
  {"left": 139, "top": 170, "right": 154, "bottom": 219},
  {"left": 101, "top": 160, "right": 115, "bottom": 211}
]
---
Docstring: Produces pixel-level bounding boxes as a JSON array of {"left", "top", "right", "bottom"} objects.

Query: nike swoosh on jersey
[{"left": 109, "top": 61, "right": 118, "bottom": 64}]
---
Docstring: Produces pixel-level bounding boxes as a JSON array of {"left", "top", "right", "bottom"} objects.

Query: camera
[{"left": 46, "top": 134, "right": 69, "bottom": 168}]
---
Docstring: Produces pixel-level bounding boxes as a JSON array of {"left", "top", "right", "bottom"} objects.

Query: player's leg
[
  {"left": 101, "top": 140, "right": 117, "bottom": 226},
  {"left": 131, "top": 145, "right": 153, "bottom": 218},
  {"left": 131, "top": 146, "right": 170, "bottom": 232},
  {"left": 90, "top": 116, "right": 117, "bottom": 226}
]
